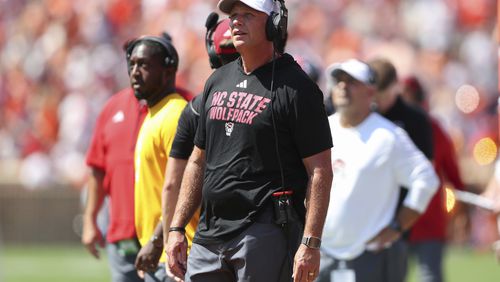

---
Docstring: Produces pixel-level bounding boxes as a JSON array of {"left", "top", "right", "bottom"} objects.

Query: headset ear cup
[
  {"left": 205, "top": 16, "right": 223, "bottom": 69},
  {"left": 208, "top": 45, "right": 222, "bottom": 69},
  {"left": 165, "top": 57, "right": 174, "bottom": 67},
  {"left": 265, "top": 13, "right": 276, "bottom": 41},
  {"left": 266, "top": 0, "right": 288, "bottom": 52}
]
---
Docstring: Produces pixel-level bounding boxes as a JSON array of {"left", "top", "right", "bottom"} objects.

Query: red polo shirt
[
  {"left": 409, "top": 117, "right": 465, "bottom": 242},
  {"left": 86, "top": 88, "right": 147, "bottom": 243}
]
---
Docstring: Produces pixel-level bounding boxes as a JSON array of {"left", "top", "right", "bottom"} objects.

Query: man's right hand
[
  {"left": 135, "top": 241, "right": 162, "bottom": 273},
  {"left": 366, "top": 226, "right": 401, "bottom": 252},
  {"left": 165, "top": 231, "right": 188, "bottom": 281},
  {"left": 82, "top": 221, "right": 104, "bottom": 259}
]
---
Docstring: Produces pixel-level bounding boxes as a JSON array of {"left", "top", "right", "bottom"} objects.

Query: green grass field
[
  {"left": 1, "top": 244, "right": 500, "bottom": 282},
  {"left": 408, "top": 247, "right": 500, "bottom": 282},
  {"left": 1, "top": 244, "right": 111, "bottom": 282}
]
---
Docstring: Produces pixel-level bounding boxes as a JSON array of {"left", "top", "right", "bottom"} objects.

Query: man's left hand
[{"left": 293, "top": 244, "right": 320, "bottom": 282}]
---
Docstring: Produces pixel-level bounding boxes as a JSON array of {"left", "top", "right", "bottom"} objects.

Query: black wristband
[{"left": 168, "top": 227, "right": 186, "bottom": 233}]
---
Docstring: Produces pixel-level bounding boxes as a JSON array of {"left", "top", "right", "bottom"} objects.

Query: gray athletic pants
[
  {"left": 317, "top": 239, "right": 408, "bottom": 282},
  {"left": 106, "top": 241, "right": 143, "bottom": 282},
  {"left": 145, "top": 264, "right": 176, "bottom": 282},
  {"left": 185, "top": 221, "right": 290, "bottom": 282}
]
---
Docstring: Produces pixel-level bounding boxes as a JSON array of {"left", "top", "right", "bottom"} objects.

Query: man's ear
[{"left": 366, "top": 84, "right": 376, "bottom": 97}]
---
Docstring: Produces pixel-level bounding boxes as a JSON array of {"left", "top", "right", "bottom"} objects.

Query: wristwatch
[
  {"left": 150, "top": 234, "right": 163, "bottom": 249},
  {"left": 388, "top": 218, "right": 403, "bottom": 233},
  {"left": 301, "top": 236, "right": 321, "bottom": 249}
]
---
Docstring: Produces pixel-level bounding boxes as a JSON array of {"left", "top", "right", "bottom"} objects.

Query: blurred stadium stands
[{"left": 0, "top": 0, "right": 497, "bottom": 245}]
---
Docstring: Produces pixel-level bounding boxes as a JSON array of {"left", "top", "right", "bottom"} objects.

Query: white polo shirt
[{"left": 322, "top": 112, "right": 439, "bottom": 260}]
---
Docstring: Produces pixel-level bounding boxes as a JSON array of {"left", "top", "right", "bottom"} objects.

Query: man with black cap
[
  {"left": 318, "top": 59, "right": 439, "bottom": 282},
  {"left": 165, "top": 0, "right": 333, "bottom": 282}
]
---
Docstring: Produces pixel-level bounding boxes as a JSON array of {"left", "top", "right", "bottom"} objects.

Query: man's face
[
  {"left": 228, "top": 3, "right": 269, "bottom": 51},
  {"left": 128, "top": 43, "right": 168, "bottom": 101},
  {"left": 331, "top": 72, "right": 372, "bottom": 112}
]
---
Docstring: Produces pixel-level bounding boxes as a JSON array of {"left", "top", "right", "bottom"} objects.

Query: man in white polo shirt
[{"left": 318, "top": 59, "right": 439, "bottom": 282}]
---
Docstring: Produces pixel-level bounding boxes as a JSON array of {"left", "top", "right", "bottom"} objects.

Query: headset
[
  {"left": 125, "top": 35, "right": 179, "bottom": 70},
  {"left": 265, "top": 0, "right": 288, "bottom": 53},
  {"left": 205, "top": 12, "right": 241, "bottom": 69},
  {"left": 205, "top": 12, "right": 223, "bottom": 69}
]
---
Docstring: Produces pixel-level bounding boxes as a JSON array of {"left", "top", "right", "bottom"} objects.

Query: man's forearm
[
  {"left": 396, "top": 206, "right": 420, "bottom": 232},
  {"left": 171, "top": 147, "right": 204, "bottom": 228},
  {"left": 302, "top": 150, "right": 333, "bottom": 239},
  {"left": 162, "top": 158, "right": 188, "bottom": 242},
  {"left": 83, "top": 168, "right": 105, "bottom": 223},
  {"left": 150, "top": 221, "right": 164, "bottom": 247},
  {"left": 303, "top": 167, "right": 332, "bottom": 238}
]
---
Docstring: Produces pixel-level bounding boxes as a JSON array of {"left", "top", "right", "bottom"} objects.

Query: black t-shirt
[
  {"left": 194, "top": 54, "right": 333, "bottom": 244},
  {"left": 169, "top": 95, "right": 202, "bottom": 159},
  {"left": 383, "top": 96, "right": 433, "bottom": 160},
  {"left": 383, "top": 96, "right": 434, "bottom": 238}
]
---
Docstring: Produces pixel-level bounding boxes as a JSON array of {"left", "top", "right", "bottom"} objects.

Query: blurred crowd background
[{"left": 0, "top": 0, "right": 498, "bottom": 246}]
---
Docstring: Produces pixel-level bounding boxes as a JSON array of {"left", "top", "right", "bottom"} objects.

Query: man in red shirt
[
  {"left": 402, "top": 76, "right": 465, "bottom": 282},
  {"left": 83, "top": 87, "right": 147, "bottom": 282}
]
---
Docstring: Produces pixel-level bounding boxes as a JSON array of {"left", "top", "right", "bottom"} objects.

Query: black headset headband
[{"left": 126, "top": 35, "right": 179, "bottom": 69}]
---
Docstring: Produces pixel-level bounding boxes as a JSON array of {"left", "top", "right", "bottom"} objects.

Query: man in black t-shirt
[
  {"left": 368, "top": 58, "right": 434, "bottom": 282},
  {"left": 165, "top": 1, "right": 333, "bottom": 282},
  {"left": 161, "top": 16, "right": 240, "bottom": 276},
  {"left": 368, "top": 58, "right": 433, "bottom": 160},
  {"left": 167, "top": 17, "right": 240, "bottom": 160}
]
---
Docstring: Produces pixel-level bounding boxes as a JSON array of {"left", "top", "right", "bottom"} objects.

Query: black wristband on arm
[{"left": 168, "top": 227, "right": 186, "bottom": 233}]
